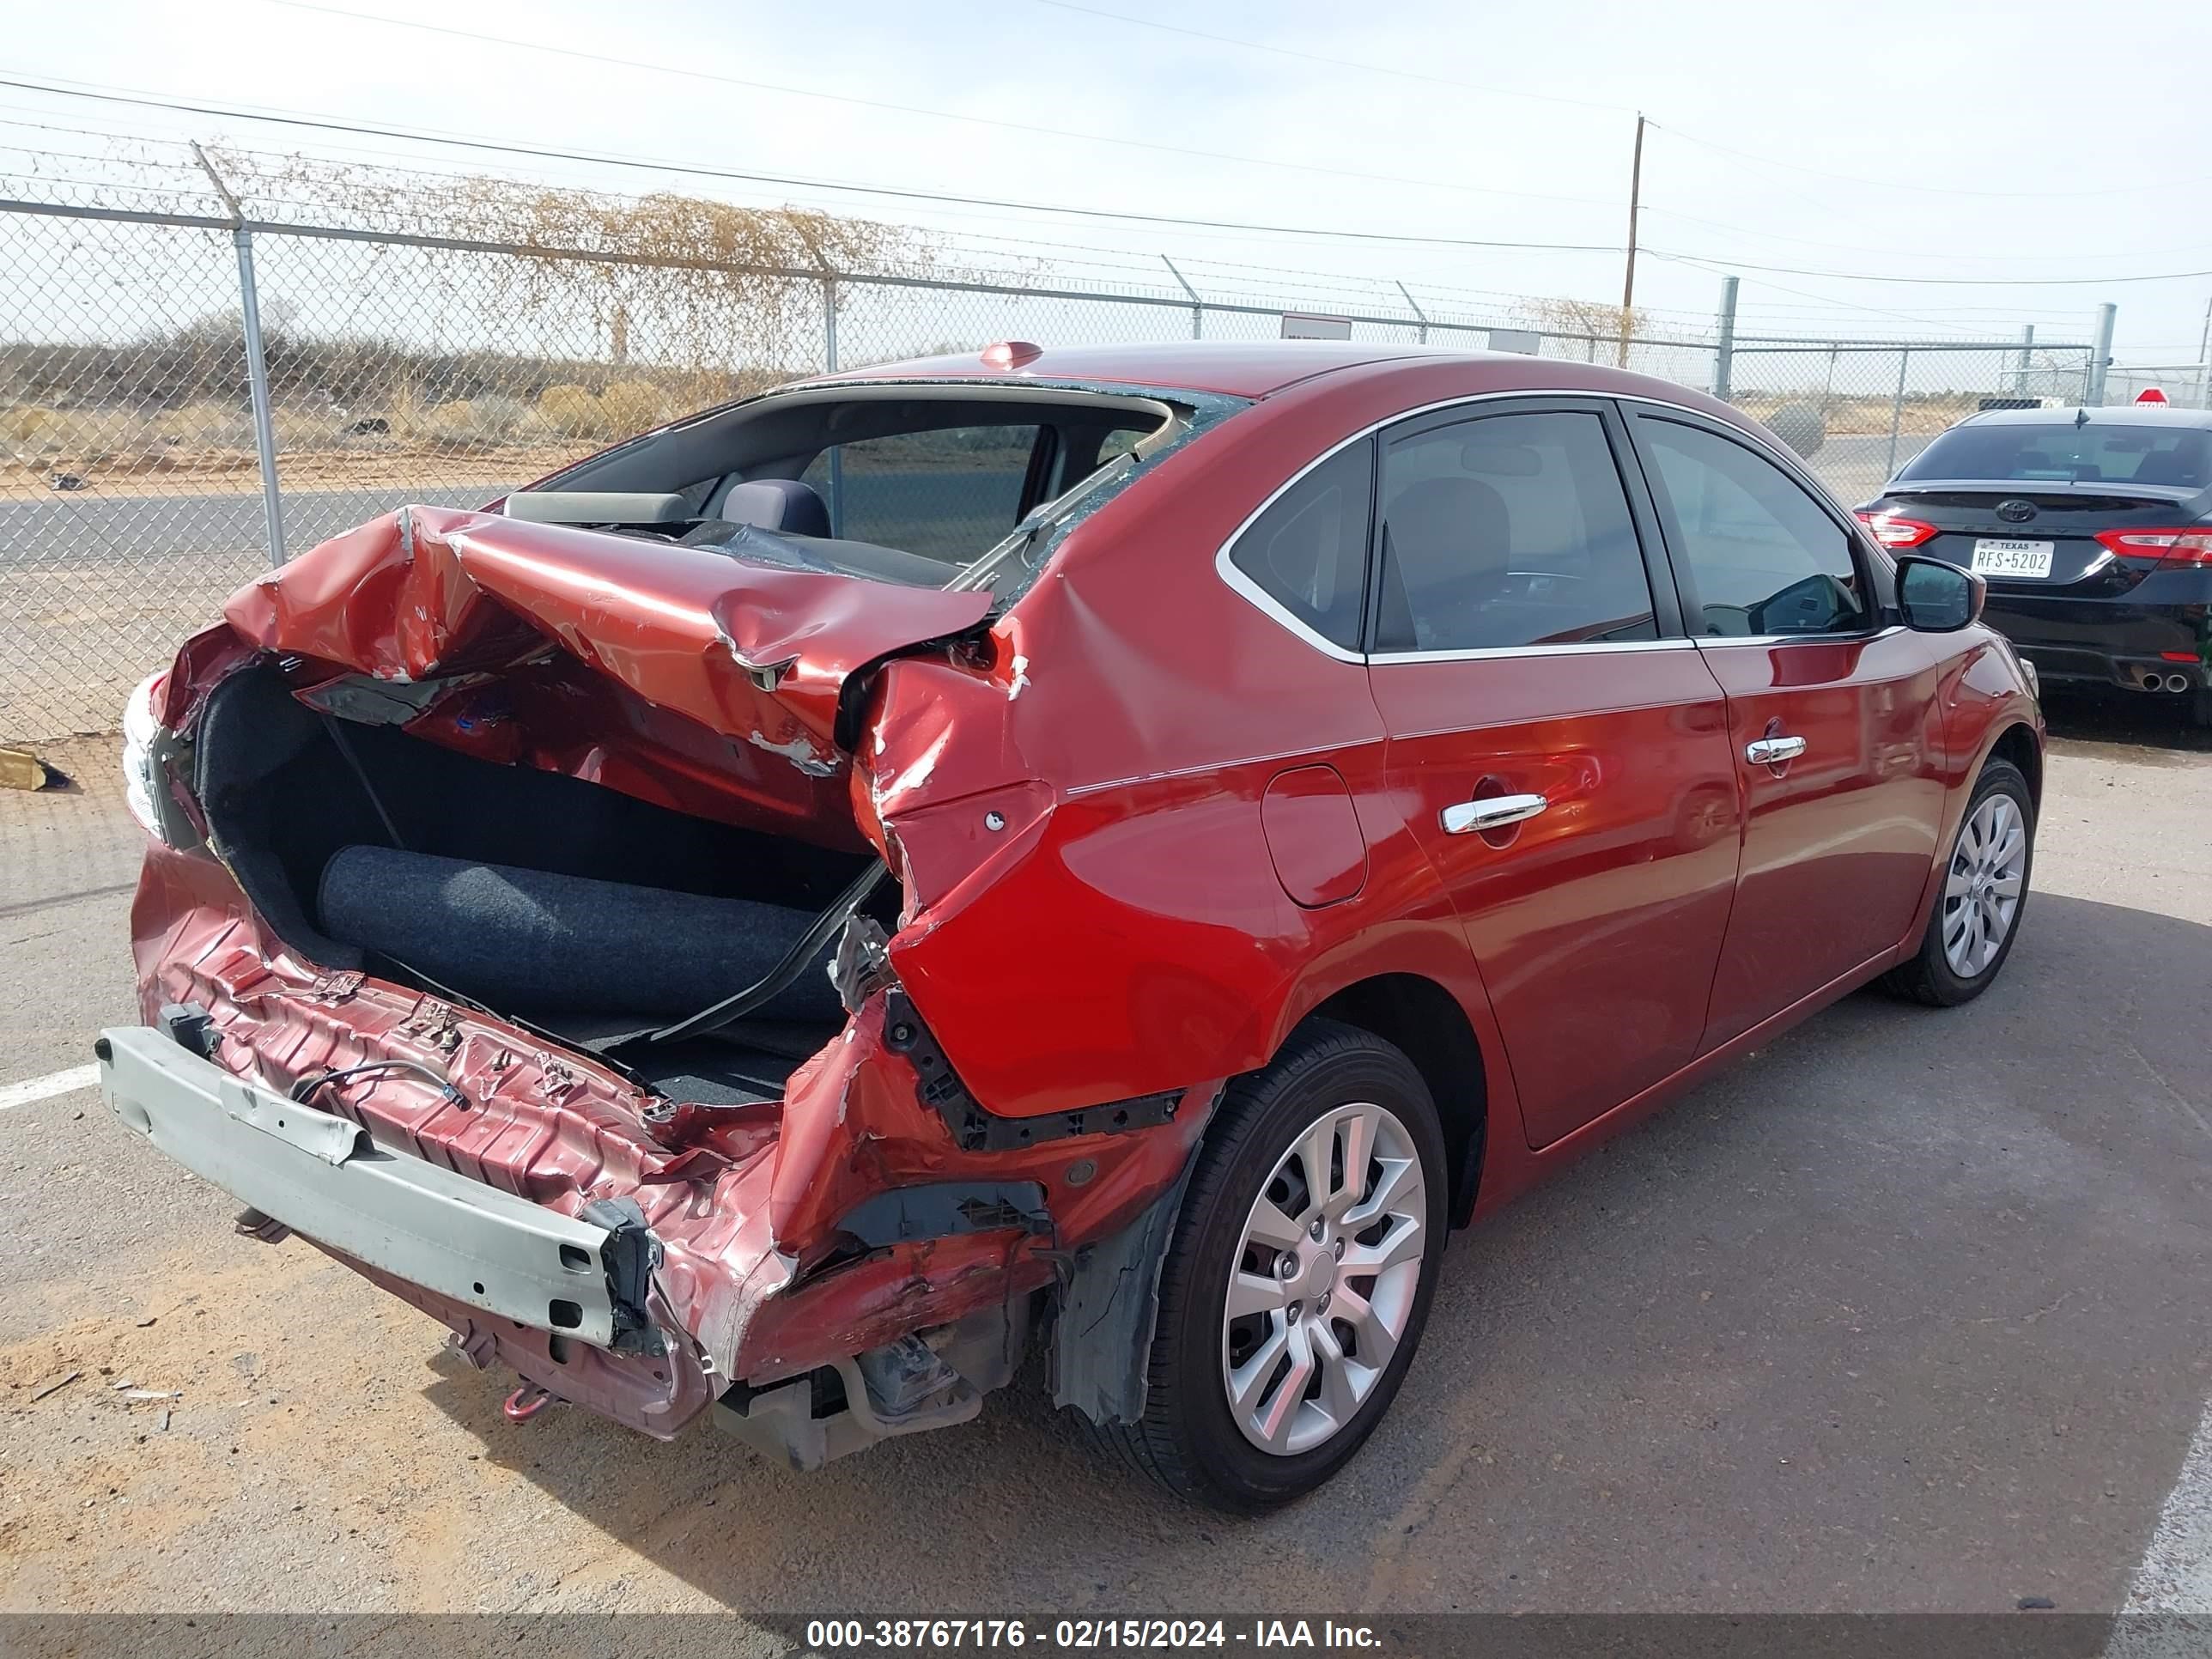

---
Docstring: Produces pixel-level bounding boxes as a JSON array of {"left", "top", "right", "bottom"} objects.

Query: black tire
[
  {"left": 1097, "top": 1018, "right": 1449, "bottom": 1512},
  {"left": 2191, "top": 685, "right": 2212, "bottom": 731},
  {"left": 1881, "top": 757, "right": 2035, "bottom": 1006}
]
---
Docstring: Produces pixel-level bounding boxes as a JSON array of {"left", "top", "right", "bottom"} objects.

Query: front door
[
  {"left": 1365, "top": 399, "right": 1741, "bottom": 1149},
  {"left": 1624, "top": 409, "right": 1949, "bottom": 1048}
]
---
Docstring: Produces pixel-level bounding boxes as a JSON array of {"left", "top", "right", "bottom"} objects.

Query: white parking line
[
  {"left": 2126, "top": 1407, "right": 2212, "bottom": 1612},
  {"left": 0, "top": 1063, "right": 100, "bottom": 1112},
  {"left": 2110, "top": 1404, "right": 2212, "bottom": 1656}
]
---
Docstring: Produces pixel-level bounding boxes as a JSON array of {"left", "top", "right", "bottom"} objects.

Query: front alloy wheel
[
  {"left": 1097, "top": 1019, "right": 1448, "bottom": 1512},
  {"left": 1882, "top": 755, "right": 2034, "bottom": 1006},
  {"left": 1941, "top": 792, "right": 2027, "bottom": 979},
  {"left": 1222, "top": 1103, "right": 1427, "bottom": 1456}
]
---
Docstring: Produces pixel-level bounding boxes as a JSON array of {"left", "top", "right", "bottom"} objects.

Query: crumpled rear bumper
[
  {"left": 98, "top": 1024, "right": 639, "bottom": 1348},
  {"left": 123, "top": 840, "right": 1206, "bottom": 1442}
]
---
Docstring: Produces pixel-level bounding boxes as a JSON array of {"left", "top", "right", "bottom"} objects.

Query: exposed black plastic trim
[
  {"left": 833, "top": 1181, "right": 1052, "bottom": 1249},
  {"left": 881, "top": 990, "right": 1180, "bottom": 1152}
]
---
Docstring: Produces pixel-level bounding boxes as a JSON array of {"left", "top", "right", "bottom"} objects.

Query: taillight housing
[
  {"left": 121, "top": 671, "right": 174, "bottom": 843},
  {"left": 1854, "top": 509, "right": 1938, "bottom": 550},
  {"left": 2093, "top": 527, "right": 2212, "bottom": 568}
]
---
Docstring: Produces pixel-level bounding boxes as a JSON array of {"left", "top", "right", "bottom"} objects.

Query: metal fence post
[
  {"left": 1884, "top": 347, "right": 1911, "bottom": 479},
  {"left": 822, "top": 276, "right": 844, "bottom": 538},
  {"left": 231, "top": 228, "right": 286, "bottom": 568},
  {"left": 2087, "top": 303, "right": 2117, "bottom": 404},
  {"left": 194, "top": 143, "right": 286, "bottom": 566},
  {"left": 1161, "top": 255, "right": 1201, "bottom": 339},
  {"left": 2014, "top": 325, "right": 2034, "bottom": 394},
  {"left": 1395, "top": 281, "right": 1429, "bottom": 344},
  {"left": 1713, "top": 275, "right": 1739, "bottom": 402}
]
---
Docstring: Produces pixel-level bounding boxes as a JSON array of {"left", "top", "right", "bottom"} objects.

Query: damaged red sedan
[{"left": 99, "top": 341, "right": 2042, "bottom": 1511}]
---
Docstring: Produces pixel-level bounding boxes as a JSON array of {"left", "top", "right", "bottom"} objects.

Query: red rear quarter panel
[{"left": 870, "top": 359, "right": 1594, "bottom": 1121}]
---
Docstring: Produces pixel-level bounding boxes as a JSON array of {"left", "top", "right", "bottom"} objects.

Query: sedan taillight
[
  {"left": 1854, "top": 510, "right": 1938, "bottom": 550},
  {"left": 121, "top": 671, "right": 173, "bottom": 842},
  {"left": 2093, "top": 527, "right": 2212, "bottom": 568}
]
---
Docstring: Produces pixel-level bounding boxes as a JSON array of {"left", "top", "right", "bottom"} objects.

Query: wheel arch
[
  {"left": 1986, "top": 719, "right": 2043, "bottom": 807},
  {"left": 1300, "top": 973, "right": 1489, "bottom": 1228}
]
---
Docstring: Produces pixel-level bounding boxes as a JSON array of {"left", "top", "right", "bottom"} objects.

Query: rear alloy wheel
[
  {"left": 1097, "top": 1019, "right": 1448, "bottom": 1511},
  {"left": 1881, "top": 757, "right": 2034, "bottom": 1006},
  {"left": 1221, "top": 1101, "right": 1428, "bottom": 1456}
]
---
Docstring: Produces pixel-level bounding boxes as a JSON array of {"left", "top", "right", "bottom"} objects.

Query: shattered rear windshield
[{"left": 573, "top": 381, "right": 1249, "bottom": 610}]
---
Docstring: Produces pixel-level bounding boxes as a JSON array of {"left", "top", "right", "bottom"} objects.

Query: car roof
[
  {"left": 1959, "top": 404, "right": 2212, "bottom": 429},
  {"left": 818, "top": 340, "right": 1523, "bottom": 399}
]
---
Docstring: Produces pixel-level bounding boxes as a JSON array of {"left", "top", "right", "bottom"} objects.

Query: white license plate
[{"left": 1971, "top": 538, "right": 2055, "bottom": 579}]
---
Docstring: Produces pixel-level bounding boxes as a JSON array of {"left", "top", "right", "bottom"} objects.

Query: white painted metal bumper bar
[{"left": 96, "top": 1025, "right": 621, "bottom": 1346}]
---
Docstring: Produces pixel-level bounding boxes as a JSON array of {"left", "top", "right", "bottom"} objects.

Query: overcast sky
[{"left": 7, "top": 0, "right": 2211, "bottom": 363}]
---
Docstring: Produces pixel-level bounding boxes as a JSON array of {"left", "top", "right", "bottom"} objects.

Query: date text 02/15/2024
[{"left": 802, "top": 1620, "right": 1383, "bottom": 1650}]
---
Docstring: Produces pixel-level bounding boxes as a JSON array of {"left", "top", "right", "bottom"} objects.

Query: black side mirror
[{"left": 1895, "top": 555, "right": 1985, "bottom": 632}]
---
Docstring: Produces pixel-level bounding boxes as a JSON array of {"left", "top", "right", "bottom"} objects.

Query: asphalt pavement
[{"left": 0, "top": 691, "right": 2205, "bottom": 1634}]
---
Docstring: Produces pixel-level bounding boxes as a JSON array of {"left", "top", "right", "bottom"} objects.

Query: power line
[
  {"left": 1651, "top": 251, "right": 1991, "bottom": 337},
  {"left": 266, "top": 0, "right": 1625, "bottom": 212},
  {"left": 1020, "top": 0, "right": 2205, "bottom": 209},
  {"left": 1646, "top": 247, "right": 2212, "bottom": 289},
  {"left": 0, "top": 74, "right": 1628, "bottom": 254},
  {"left": 3, "top": 76, "right": 2189, "bottom": 293},
  {"left": 1646, "top": 201, "right": 2212, "bottom": 267},
  {"left": 1651, "top": 120, "right": 2209, "bottom": 202}
]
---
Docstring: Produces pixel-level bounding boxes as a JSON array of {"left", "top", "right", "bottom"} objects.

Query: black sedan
[{"left": 1857, "top": 404, "right": 2212, "bottom": 727}]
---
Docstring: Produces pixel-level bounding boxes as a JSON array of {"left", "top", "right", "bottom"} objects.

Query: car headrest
[
  {"left": 1388, "top": 477, "right": 1513, "bottom": 576},
  {"left": 721, "top": 478, "right": 831, "bottom": 538}
]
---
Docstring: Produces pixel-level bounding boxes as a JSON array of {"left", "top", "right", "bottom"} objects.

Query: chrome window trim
[
  {"left": 1212, "top": 386, "right": 1825, "bottom": 664},
  {"left": 1214, "top": 545, "right": 1368, "bottom": 665},
  {"left": 1690, "top": 624, "right": 1907, "bottom": 649},
  {"left": 1368, "top": 637, "right": 1694, "bottom": 665}
]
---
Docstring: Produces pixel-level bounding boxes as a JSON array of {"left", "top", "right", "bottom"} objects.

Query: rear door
[
  {"left": 1626, "top": 409, "right": 1949, "bottom": 1048},
  {"left": 1364, "top": 398, "right": 1742, "bottom": 1148}
]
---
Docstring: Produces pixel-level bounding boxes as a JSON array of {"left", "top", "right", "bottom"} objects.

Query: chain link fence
[
  {"left": 1, "top": 173, "right": 2095, "bottom": 741},
  {"left": 2101, "top": 362, "right": 2212, "bottom": 410}
]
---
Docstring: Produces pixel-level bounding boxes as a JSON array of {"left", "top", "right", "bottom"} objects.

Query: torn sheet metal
[{"left": 212, "top": 502, "right": 990, "bottom": 759}]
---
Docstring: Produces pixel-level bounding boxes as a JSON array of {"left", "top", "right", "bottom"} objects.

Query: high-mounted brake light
[
  {"left": 2094, "top": 527, "right": 2212, "bottom": 568},
  {"left": 1854, "top": 510, "right": 1938, "bottom": 550}
]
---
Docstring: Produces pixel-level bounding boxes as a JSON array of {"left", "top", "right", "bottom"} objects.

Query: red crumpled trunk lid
[{"left": 173, "top": 503, "right": 992, "bottom": 772}]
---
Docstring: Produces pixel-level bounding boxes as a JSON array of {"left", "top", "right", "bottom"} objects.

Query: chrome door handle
[
  {"left": 1442, "top": 793, "right": 1548, "bottom": 836},
  {"left": 1745, "top": 735, "right": 1808, "bottom": 766}
]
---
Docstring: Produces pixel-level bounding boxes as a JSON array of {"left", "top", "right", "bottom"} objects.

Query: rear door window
[
  {"left": 801, "top": 424, "right": 1041, "bottom": 557},
  {"left": 1375, "top": 409, "right": 1656, "bottom": 653},
  {"left": 1635, "top": 416, "right": 1869, "bottom": 637},
  {"left": 1899, "top": 421, "right": 2212, "bottom": 489}
]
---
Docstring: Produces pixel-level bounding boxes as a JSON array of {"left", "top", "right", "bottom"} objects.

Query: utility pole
[{"left": 1618, "top": 112, "right": 1645, "bottom": 368}]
